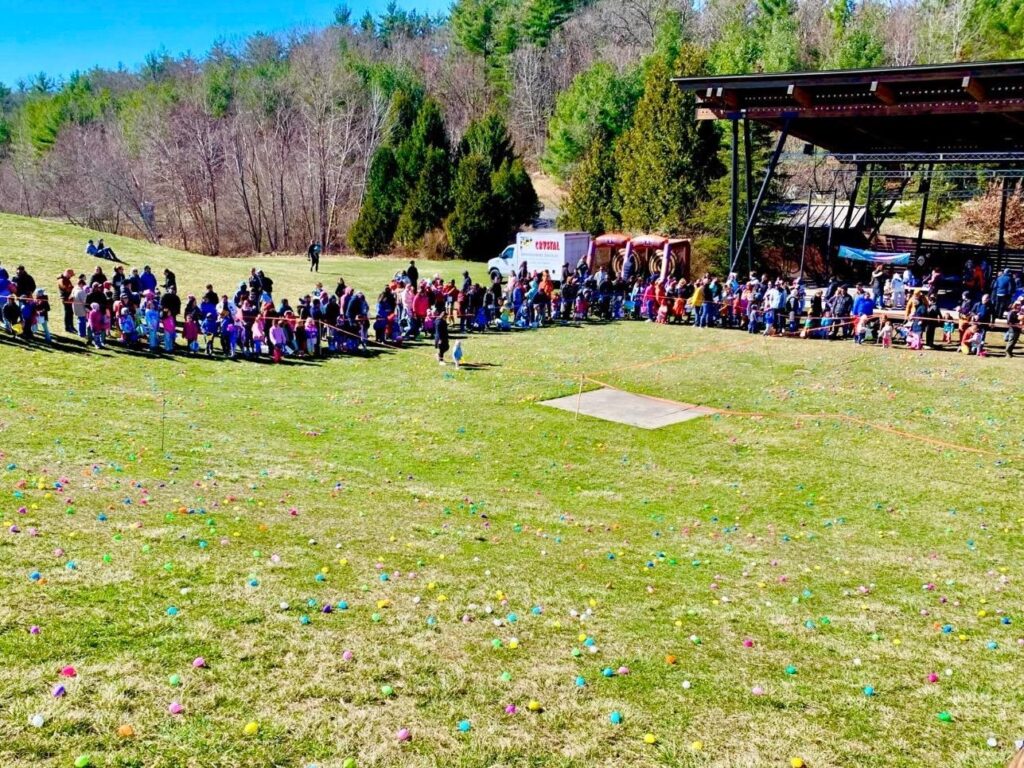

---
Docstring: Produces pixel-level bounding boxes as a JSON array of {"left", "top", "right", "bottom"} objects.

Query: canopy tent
[{"left": 838, "top": 245, "right": 911, "bottom": 266}]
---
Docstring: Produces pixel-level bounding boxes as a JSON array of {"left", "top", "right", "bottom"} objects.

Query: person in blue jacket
[{"left": 139, "top": 266, "right": 158, "bottom": 293}]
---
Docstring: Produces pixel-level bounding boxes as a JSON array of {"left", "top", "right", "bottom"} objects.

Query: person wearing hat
[{"left": 57, "top": 269, "right": 76, "bottom": 333}]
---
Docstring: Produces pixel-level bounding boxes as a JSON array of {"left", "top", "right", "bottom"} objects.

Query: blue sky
[{"left": 0, "top": 0, "right": 451, "bottom": 87}]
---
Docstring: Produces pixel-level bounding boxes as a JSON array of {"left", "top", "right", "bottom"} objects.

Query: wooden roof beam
[
  {"left": 715, "top": 86, "right": 739, "bottom": 109},
  {"left": 962, "top": 76, "right": 988, "bottom": 102},
  {"left": 787, "top": 84, "right": 814, "bottom": 108},
  {"left": 870, "top": 80, "right": 897, "bottom": 105}
]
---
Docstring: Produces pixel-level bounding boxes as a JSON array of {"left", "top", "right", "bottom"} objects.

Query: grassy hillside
[
  {"left": 0, "top": 214, "right": 485, "bottom": 302},
  {"left": 1, "top": 213, "right": 1023, "bottom": 767}
]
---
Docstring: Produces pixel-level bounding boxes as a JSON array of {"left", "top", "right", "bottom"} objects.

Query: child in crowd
[
  {"left": 880, "top": 321, "right": 894, "bottom": 349},
  {"left": 202, "top": 313, "right": 217, "bottom": 356},
  {"left": 748, "top": 302, "right": 762, "bottom": 334},
  {"left": 118, "top": 308, "right": 137, "bottom": 348},
  {"left": 32, "top": 290, "right": 51, "bottom": 342},
  {"left": 183, "top": 314, "right": 199, "bottom": 355},
  {"left": 942, "top": 319, "right": 955, "bottom": 344},
  {"left": 87, "top": 302, "right": 106, "bottom": 348},
  {"left": 269, "top": 320, "right": 287, "bottom": 362},
  {"left": 219, "top": 312, "right": 235, "bottom": 358},
  {"left": 304, "top": 318, "right": 318, "bottom": 356},
  {"left": 144, "top": 301, "right": 160, "bottom": 351},
  {"left": 854, "top": 314, "right": 869, "bottom": 344},
  {"left": 251, "top": 317, "right": 265, "bottom": 356},
  {"left": 161, "top": 309, "right": 176, "bottom": 352}
]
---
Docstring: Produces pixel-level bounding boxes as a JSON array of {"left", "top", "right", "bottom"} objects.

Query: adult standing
[
  {"left": 308, "top": 242, "right": 321, "bottom": 273},
  {"left": 993, "top": 268, "right": 1013, "bottom": 319},
  {"left": 15, "top": 265, "right": 36, "bottom": 298},
  {"left": 1006, "top": 300, "right": 1022, "bottom": 358},
  {"left": 71, "top": 279, "right": 89, "bottom": 337},
  {"left": 139, "top": 266, "right": 157, "bottom": 293},
  {"left": 258, "top": 270, "right": 274, "bottom": 298},
  {"left": 890, "top": 270, "right": 905, "bottom": 310},
  {"left": 434, "top": 310, "right": 449, "bottom": 363},
  {"left": 407, "top": 260, "right": 419, "bottom": 286},
  {"left": 923, "top": 294, "right": 942, "bottom": 348},
  {"left": 870, "top": 265, "right": 885, "bottom": 308},
  {"left": 160, "top": 286, "right": 181, "bottom": 322},
  {"left": 57, "top": 269, "right": 75, "bottom": 333}
]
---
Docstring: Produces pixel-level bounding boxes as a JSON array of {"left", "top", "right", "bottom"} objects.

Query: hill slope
[{"left": 0, "top": 214, "right": 483, "bottom": 303}]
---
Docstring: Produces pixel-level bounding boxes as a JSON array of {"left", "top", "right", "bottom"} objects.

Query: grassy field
[{"left": 1, "top": 213, "right": 1023, "bottom": 768}]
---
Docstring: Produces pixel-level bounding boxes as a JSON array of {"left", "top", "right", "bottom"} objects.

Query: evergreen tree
[
  {"left": 558, "top": 132, "right": 619, "bottom": 234},
  {"left": 522, "top": 0, "right": 577, "bottom": 47},
  {"left": 969, "top": 0, "right": 1024, "bottom": 58},
  {"left": 445, "top": 111, "right": 538, "bottom": 259},
  {"left": 826, "top": 0, "right": 887, "bottom": 69},
  {"left": 492, "top": 157, "right": 541, "bottom": 241},
  {"left": 754, "top": 0, "right": 802, "bottom": 72},
  {"left": 614, "top": 52, "right": 722, "bottom": 234},
  {"left": 459, "top": 110, "right": 516, "bottom": 170},
  {"left": 446, "top": 153, "right": 499, "bottom": 258},
  {"left": 395, "top": 98, "right": 449, "bottom": 186},
  {"left": 349, "top": 147, "right": 403, "bottom": 254},
  {"left": 395, "top": 147, "right": 453, "bottom": 245},
  {"left": 451, "top": 0, "right": 508, "bottom": 59},
  {"left": 542, "top": 62, "right": 642, "bottom": 183},
  {"left": 350, "top": 90, "right": 456, "bottom": 252}
]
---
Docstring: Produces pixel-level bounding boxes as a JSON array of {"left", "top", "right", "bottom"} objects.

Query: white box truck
[{"left": 487, "top": 231, "right": 591, "bottom": 283}]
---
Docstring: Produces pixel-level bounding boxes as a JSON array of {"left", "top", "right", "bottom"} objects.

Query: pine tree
[
  {"left": 446, "top": 153, "right": 499, "bottom": 258},
  {"left": 459, "top": 110, "right": 515, "bottom": 171},
  {"left": 350, "top": 91, "right": 455, "bottom": 252},
  {"left": 614, "top": 52, "right": 722, "bottom": 234},
  {"left": 521, "top": 0, "right": 577, "bottom": 47},
  {"left": 558, "top": 132, "right": 619, "bottom": 235},
  {"left": 349, "top": 147, "right": 403, "bottom": 254},
  {"left": 395, "top": 147, "right": 453, "bottom": 245},
  {"left": 451, "top": 0, "right": 507, "bottom": 59},
  {"left": 492, "top": 157, "right": 541, "bottom": 241}
]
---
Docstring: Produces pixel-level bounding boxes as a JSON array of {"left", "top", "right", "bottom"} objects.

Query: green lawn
[{"left": 1, "top": 214, "right": 1022, "bottom": 768}]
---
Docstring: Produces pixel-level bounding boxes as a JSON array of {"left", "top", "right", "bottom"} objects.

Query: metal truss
[{"left": 830, "top": 152, "right": 1024, "bottom": 164}]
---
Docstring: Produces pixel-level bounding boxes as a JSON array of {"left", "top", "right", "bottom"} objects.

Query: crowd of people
[{"left": 1, "top": 248, "right": 1022, "bottom": 362}]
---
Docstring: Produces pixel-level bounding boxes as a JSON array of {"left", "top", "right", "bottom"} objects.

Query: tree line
[{"left": 0, "top": 0, "right": 1019, "bottom": 261}]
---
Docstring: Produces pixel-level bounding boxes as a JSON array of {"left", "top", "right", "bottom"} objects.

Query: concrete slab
[{"left": 541, "top": 387, "right": 715, "bottom": 429}]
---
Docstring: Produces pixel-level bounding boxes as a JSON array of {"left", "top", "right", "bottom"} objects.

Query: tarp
[{"left": 838, "top": 245, "right": 911, "bottom": 266}]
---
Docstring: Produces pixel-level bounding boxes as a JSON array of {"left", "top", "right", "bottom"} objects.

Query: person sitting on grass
[{"left": 960, "top": 323, "right": 984, "bottom": 355}]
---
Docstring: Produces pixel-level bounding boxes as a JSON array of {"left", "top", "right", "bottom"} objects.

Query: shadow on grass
[{"left": 0, "top": 332, "right": 392, "bottom": 366}]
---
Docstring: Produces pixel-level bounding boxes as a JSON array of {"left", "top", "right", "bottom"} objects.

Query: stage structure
[{"left": 674, "top": 60, "right": 1024, "bottom": 277}]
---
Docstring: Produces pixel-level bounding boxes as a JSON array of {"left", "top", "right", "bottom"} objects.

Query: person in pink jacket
[
  {"left": 161, "top": 309, "right": 176, "bottom": 352},
  {"left": 87, "top": 303, "right": 107, "bottom": 348}
]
